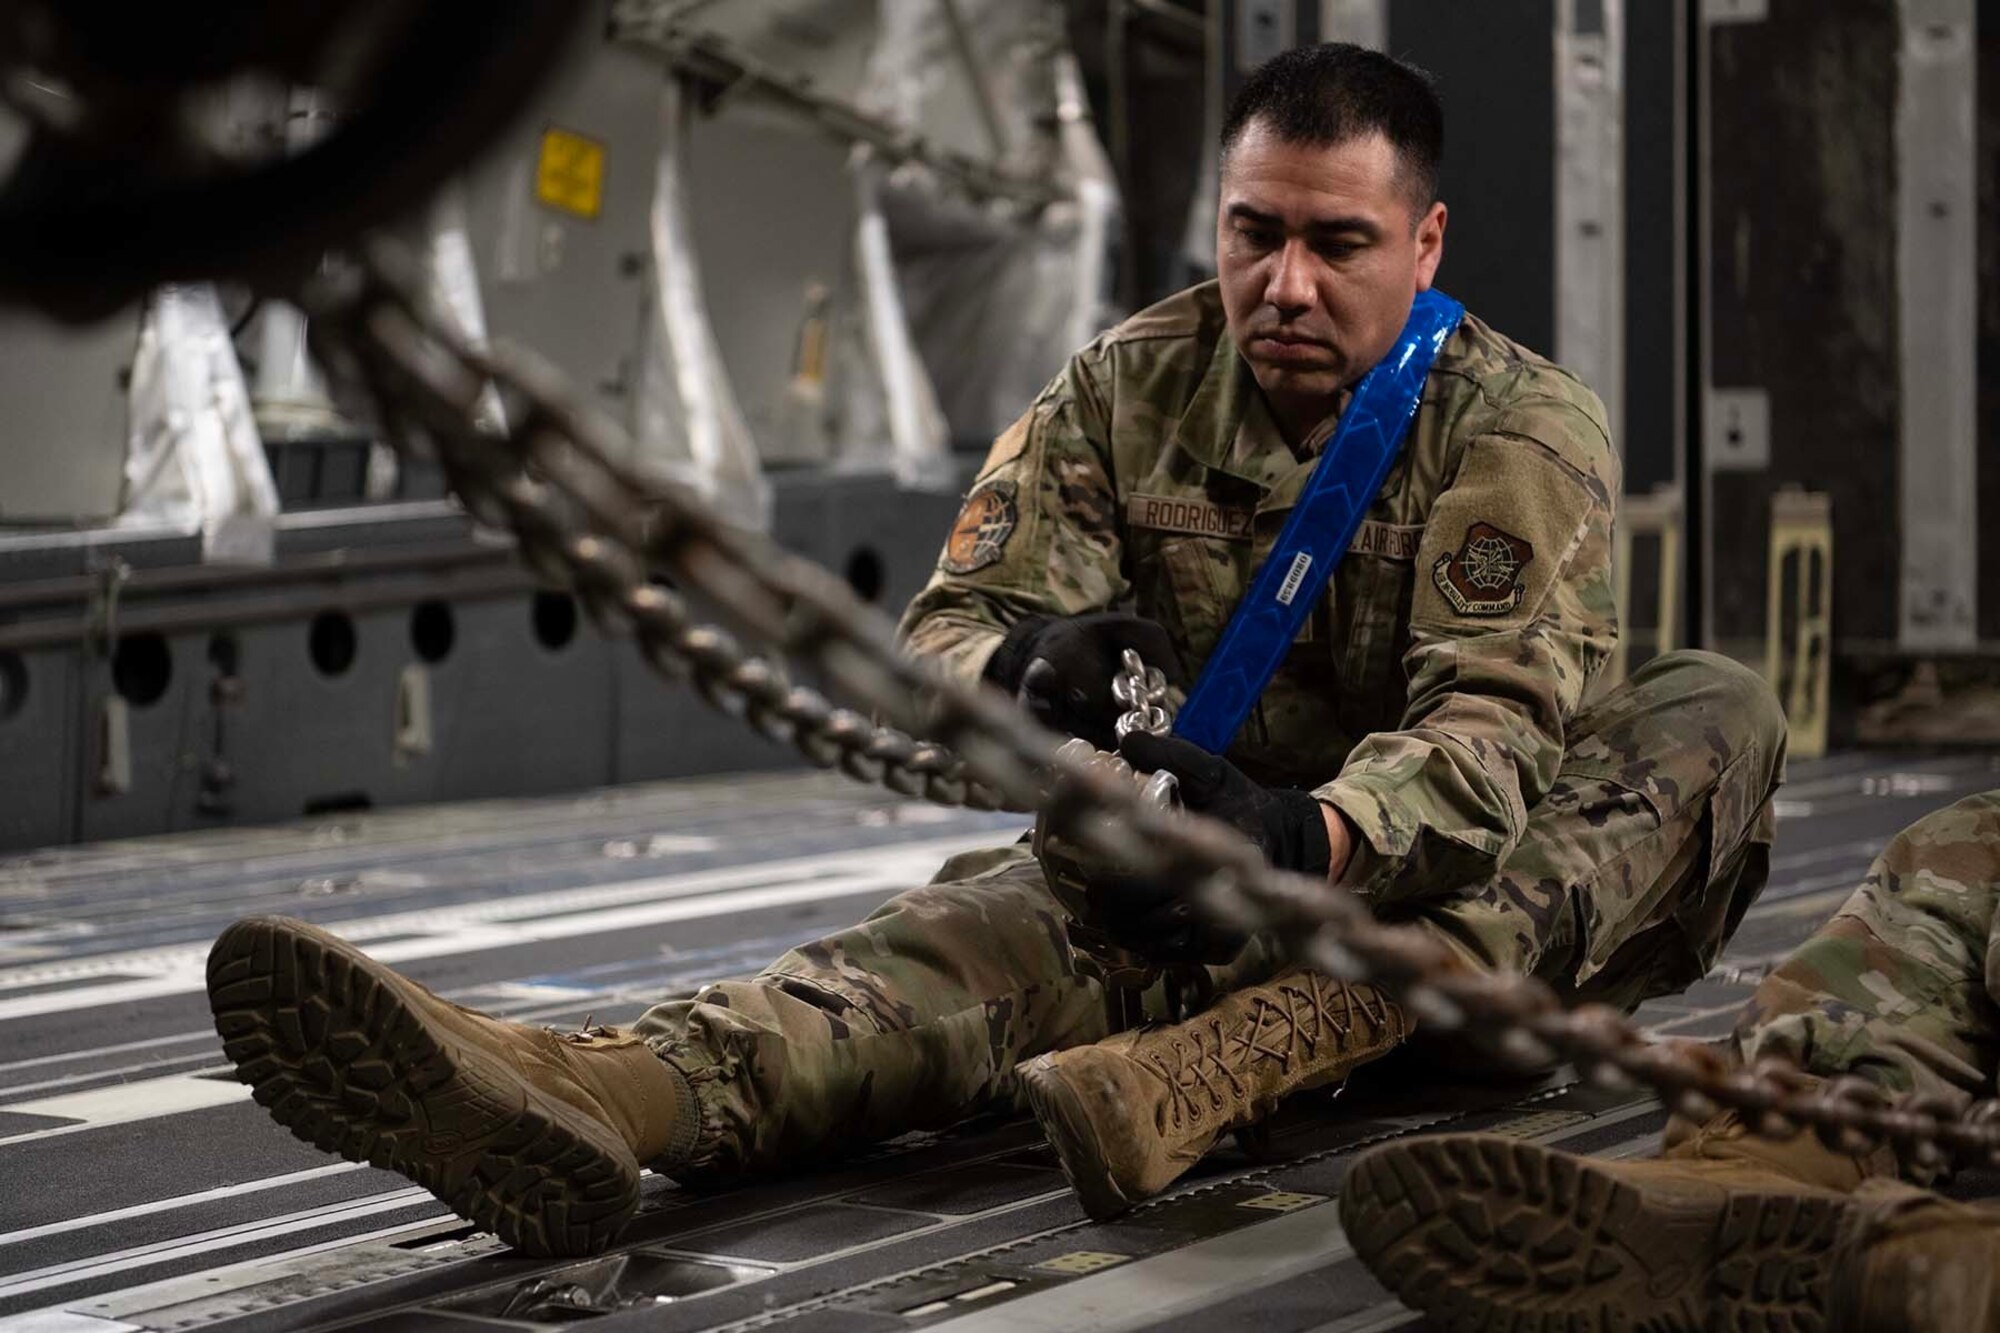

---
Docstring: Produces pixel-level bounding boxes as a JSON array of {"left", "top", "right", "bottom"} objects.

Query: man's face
[{"left": 1215, "top": 121, "right": 1447, "bottom": 435}]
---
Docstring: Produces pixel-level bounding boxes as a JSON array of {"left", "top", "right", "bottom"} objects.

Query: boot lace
[{"left": 1136, "top": 976, "right": 1391, "bottom": 1132}]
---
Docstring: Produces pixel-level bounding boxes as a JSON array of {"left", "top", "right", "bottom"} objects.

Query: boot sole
[
  {"left": 1020, "top": 1060, "right": 1137, "bottom": 1221},
  {"left": 206, "top": 916, "right": 639, "bottom": 1258},
  {"left": 1339, "top": 1134, "right": 1842, "bottom": 1333}
]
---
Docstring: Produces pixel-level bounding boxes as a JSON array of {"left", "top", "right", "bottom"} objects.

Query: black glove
[
  {"left": 1085, "top": 732, "right": 1333, "bottom": 962},
  {"left": 983, "top": 613, "right": 1185, "bottom": 752},
  {"left": 1119, "top": 733, "right": 1333, "bottom": 876}
]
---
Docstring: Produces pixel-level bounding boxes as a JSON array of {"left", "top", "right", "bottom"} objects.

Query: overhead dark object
[{"left": 0, "top": 1, "right": 586, "bottom": 320}]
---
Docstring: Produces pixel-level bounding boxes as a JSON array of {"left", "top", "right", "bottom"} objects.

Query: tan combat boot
[
  {"left": 1826, "top": 1181, "right": 2000, "bottom": 1332},
  {"left": 1020, "top": 969, "right": 1408, "bottom": 1219},
  {"left": 207, "top": 916, "right": 697, "bottom": 1258},
  {"left": 1339, "top": 1113, "right": 1894, "bottom": 1333}
]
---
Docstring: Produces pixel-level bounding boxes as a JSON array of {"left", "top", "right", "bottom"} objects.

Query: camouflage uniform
[
  {"left": 635, "top": 282, "right": 1787, "bottom": 1178},
  {"left": 1730, "top": 789, "right": 2000, "bottom": 1182}
]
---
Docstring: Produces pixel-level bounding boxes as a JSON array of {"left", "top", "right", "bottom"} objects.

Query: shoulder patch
[
  {"left": 941, "top": 481, "right": 1019, "bottom": 575},
  {"left": 1431, "top": 522, "right": 1536, "bottom": 616}
]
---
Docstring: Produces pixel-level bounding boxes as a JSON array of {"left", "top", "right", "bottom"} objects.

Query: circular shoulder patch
[{"left": 941, "top": 481, "right": 1019, "bottom": 575}]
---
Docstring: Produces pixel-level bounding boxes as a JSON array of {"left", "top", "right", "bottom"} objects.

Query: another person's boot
[
  {"left": 1020, "top": 969, "right": 1408, "bottom": 1219},
  {"left": 1827, "top": 1181, "right": 2000, "bottom": 1332},
  {"left": 1338, "top": 1113, "right": 1894, "bottom": 1332},
  {"left": 207, "top": 916, "right": 697, "bottom": 1258}
]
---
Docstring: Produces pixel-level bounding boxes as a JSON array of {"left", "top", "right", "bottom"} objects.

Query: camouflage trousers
[
  {"left": 635, "top": 650, "right": 1785, "bottom": 1177},
  {"left": 1732, "top": 788, "right": 2000, "bottom": 1183}
]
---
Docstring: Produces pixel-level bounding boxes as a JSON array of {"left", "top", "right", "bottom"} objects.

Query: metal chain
[
  {"left": 1111, "top": 647, "right": 1173, "bottom": 741},
  {"left": 309, "top": 239, "right": 2000, "bottom": 1176}
]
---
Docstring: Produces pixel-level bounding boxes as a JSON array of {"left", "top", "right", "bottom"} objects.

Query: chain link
[
  {"left": 310, "top": 238, "right": 2000, "bottom": 1176},
  {"left": 1111, "top": 647, "right": 1173, "bottom": 741}
]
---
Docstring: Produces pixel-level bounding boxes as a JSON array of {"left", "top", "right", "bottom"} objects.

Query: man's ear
[{"left": 1414, "top": 201, "right": 1447, "bottom": 291}]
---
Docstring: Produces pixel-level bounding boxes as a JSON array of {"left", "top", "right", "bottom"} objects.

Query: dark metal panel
[
  {"left": 73, "top": 631, "right": 205, "bottom": 842},
  {"left": 611, "top": 651, "right": 801, "bottom": 784},
  {"left": 205, "top": 608, "right": 424, "bottom": 825},
  {"left": 205, "top": 596, "right": 622, "bottom": 823},
  {"left": 422, "top": 594, "right": 619, "bottom": 803},
  {"left": 1623, "top": 0, "right": 1681, "bottom": 495},
  {"left": 0, "top": 479, "right": 965, "bottom": 845},
  {"left": 0, "top": 646, "right": 76, "bottom": 850},
  {"left": 1390, "top": 0, "right": 1559, "bottom": 359},
  {"left": 819, "top": 475, "right": 968, "bottom": 624},
  {"left": 1704, "top": 0, "right": 1900, "bottom": 649}
]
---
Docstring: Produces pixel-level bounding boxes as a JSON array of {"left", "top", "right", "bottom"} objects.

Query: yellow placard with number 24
[{"left": 535, "top": 127, "right": 605, "bottom": 220}]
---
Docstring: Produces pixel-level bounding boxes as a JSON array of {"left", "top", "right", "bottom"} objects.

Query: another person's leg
[
  {"left": 1729, "top": 789, "right": 2000, "bottom": 1139},
  {"left": 1341, "top": 790, "right": 2000, "bottom": 1333}
]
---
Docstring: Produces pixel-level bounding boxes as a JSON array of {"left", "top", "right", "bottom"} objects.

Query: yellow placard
[
  {"left": 1237, "top": 1190, "right": 1326, "bottom": 1213},
  {"left": 535, "top": 127, "right": 605, "bottom": 220},
  {"left": 1032, "top": 1251, "right": 1128, "bottom": 1276},
  {"left": 1488, "top": 1109, "right": 1590, "bottom": 1139}
]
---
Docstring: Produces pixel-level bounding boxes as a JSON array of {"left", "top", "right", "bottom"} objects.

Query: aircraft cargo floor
[{"left": 3, "top": 749, "right": 1996, "bottom": 1333}]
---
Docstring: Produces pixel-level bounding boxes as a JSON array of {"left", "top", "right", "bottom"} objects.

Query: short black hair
[{"left": 1220, "top": 43, "right": 1444, "bottom": 211}]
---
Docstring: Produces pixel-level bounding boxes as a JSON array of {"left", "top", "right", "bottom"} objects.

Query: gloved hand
[
  {"left": 983, "top": 612, "right": 1185, "bottom": 752},
  {"left": 1085, "top": 731, "right": 1333, "bottom": 963}
]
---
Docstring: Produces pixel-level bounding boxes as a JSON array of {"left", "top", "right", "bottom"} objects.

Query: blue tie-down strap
[{"left": 1172, "top": 288, "right": 1465, "bottom": 755}]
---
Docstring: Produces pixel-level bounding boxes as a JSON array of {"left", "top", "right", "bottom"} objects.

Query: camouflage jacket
[{"left": 899, "top": 281, "right": 1619, "bottom": 904}]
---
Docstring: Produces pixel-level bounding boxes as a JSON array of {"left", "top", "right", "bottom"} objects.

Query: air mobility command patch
[
  {"left": 1432, "top": 522, "right": 1535, "bottom": 615},
  {"left": 942, "top": 480, "right": 1018, "bottom": 574}
]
